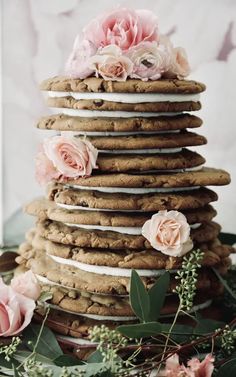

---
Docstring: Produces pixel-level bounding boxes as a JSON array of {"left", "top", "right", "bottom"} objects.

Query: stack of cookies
[{"left": 16, "top": 75, "right": 233, "bottom": 343}]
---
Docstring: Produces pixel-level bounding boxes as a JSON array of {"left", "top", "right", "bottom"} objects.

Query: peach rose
[
  {"left": 83, "top": 8, "right": 159, "bottom": 51},
  {"left": 65, "top": 36, "right": 97, "bottom": 79},
  {"left": 168, "top": 47, "right": 191, "bottom": 79},
  {"left": 43, "top": 135, "right": 98, "bottom": 179},
  {"left": 188, "top": 354, "right": 214, "bottom": 377},
  {"left": 126, "top": 41, "right": 171, "bottom": 81},
  {"left": 11, "top": 271, "right": 41, "bottom": 301},
  {"left": 142, "top": 210, "right": 193, "bottom": 257},
  {"left": 0, "top": 278, "right": 35, "bottom": 337},
  {"left": 35, "top": 145, "right": 61, "bottom": 186},
  {"left": 90, "top": 45, "right": 133, "bottom": 81}
]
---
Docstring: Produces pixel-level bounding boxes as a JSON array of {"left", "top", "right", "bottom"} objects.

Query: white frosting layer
[
  {"left": 48, "top": 254, "right": 177, "bottom": 277},
  {"left": 47, "top": 91, "right": 200, "bottom": 103},
  {"left": 67, "top": 130, "right": 181, "bottom": 136},
  {"left": 56, "top": 335, "right": 96, "bottom": 346},
  {"left": 50, "top": 107, "right": 183, "bottom": 118},
  {"left": 63, "top": 222, "right": 201, "bottom": 235},
  {"left": 49, "top": 300, "right": 212, "bottom": 322},
  {"left": 99, "top": 147, "right": 182, "bottom": 154},
  {"left": 65, "top": 185, "right": 200, "bottom": 194}
]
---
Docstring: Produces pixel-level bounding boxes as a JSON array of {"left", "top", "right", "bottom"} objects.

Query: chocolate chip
[{"left": 93, "top": 100, "right": 104, "bottom": 107}]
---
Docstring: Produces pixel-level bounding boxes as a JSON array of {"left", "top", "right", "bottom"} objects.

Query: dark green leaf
[
  {"left": 161, "top": 323, "right": 194, "bottom": 342},
  {"left": 148, "top": 272, "right": 170, "bottom": 321},
  {"left": 194, "top": 318, "right": 224, "bottom": 335},
  {"left": 212, "top": 268, "right": 236, "bottom": 301},
  {"left": 130, "top": 270, "right": 150, "bottom": 322},
  {"left": 23, "top": 324, "right": 63, "bottom": 359},
  {"left": 13, "top": 365, "right": 20, "bottom": 377},
  {"left": 219, "top": 232, "right": 236, "bottom": 246},
  {"left": 84, "top": 363, "right": 108, "bottom": 377},
  {"left": 118, "top": 321, "right": 162, "bottom": 338},
  {"left": 54, "top": 354, "right": 84, "bottom": 366},
  {"left": 216, "top": 358, "right": 236, "bottom": 377},
  {"left": 14, "top": 351, "right": 55, "bottom": 366},
  {"left": 87, "top": 350, "right": 103, "bottom": 363}
]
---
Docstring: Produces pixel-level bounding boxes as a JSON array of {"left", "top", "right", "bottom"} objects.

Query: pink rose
[
  {"left": 35, "top": 145, "right": 61, "bottom": 186},
  {"left": 65, "top": 36, "right": 97, "bottom": 79},
  {"left": 90, "top": 45, "right": 133, "bottom": 81},
  {"left": 168, "top": 47, "right": 191, "bottom": 79},
  {"left": 83, "top": 8, "right": 158, "bottom": 51},
  {"left": 11, "top": 271, "right": 41, "bottom": 301},
  {"left": 43, "top": 135, "right": 98, "bottom": 179},
  {"left": 0, "top": 278, "right": 35, "bottom": 337},
  {"left": 142, "top": 210, "right": 193, "bottom": 257},
  {"left": 188, "top": 354, "right": 214, "bottom": 377},
  {"left": 160, "top": 354, "right": 214, "bottom": 377},
  {"left": 126, "top": 41, "right": 171, "bottom": 81}
]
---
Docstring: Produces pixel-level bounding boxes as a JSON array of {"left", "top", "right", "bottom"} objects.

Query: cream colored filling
[
  {"left": 98, "top": 147, "right": 183, "bottom": 154},
  {"left": 47, "top": 91, "right": 200, "bottom": 103}
]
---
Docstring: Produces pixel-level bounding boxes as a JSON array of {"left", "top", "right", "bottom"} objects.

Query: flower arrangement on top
[{"left": 65, "top": 8, "right": 190, "bottom": 81}]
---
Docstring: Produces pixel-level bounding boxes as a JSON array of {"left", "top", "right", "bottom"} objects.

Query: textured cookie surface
[
  {"left": 40, "top": 76, "right": 206, "bottom": 94},
  {"left": 47, "top": 96, "right": 201, "bottom": 113},
  {"left": 57, "top": 167, "right": 231, "bottom": 188},
  {"left": 37, "top": 113, "right": 203, "bottom": 132},
  {"left": 49, "top": 186, "right": 218, "bottom": 211},
  {"left": 18, "top": 243, "right": 230, "bottom": 295},
  {"left": 25, "top": 198, "right": 217, "bottom": 227},
  {"left": 84, "top": 131, "right": 207, "bottom": 150},
  {"left": 35, "top": 219, "right": 221, "bottom": 249}
]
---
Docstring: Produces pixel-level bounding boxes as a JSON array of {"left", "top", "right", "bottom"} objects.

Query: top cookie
[{"left": 40, "top": 76, "right": 206, "bottom": 94}]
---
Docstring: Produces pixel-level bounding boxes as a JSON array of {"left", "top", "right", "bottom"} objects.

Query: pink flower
[
  {"left": 83, "top": 8, "right": 158, "bottom": 51},
  {"left": 126, "top": 41, "right": 171, "bottom": 81},
  {"left": 142, "top": 210, "right": 193, "bottom": 257},
  {"left": 159, "top": 354, "right": 214, "bottom": 377},
  {"left": 168, "top": 47, "right": 190, "bottom": 79},
  {"left": 35, "top": 145, "right": 61, "bottom": 186},
  {"left": 65, "top": 36, "right": 97, "bottom": 79},
  {"left": 0, "top": 278, "right": 35, "bottom": 337},
  {"left": 188, "top": 354, "right": 214, "bottom": 377},
  {"left": 11, "top": 271, "right": 41, "bottom": 301},
  {"left": 90, "top": 45, "right": 133, "bottom": 81},
  {"left": 43, "top": 135, "right": 98, "bottom": 179}
]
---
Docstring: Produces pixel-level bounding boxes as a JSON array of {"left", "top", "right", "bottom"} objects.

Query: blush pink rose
[
  {"left": 35, "top": 145, "right": 61, "bottom": 186},
  {"left": 11, "top": 271, "right": 41, "bottom": 301},
  {"left": 43, "top": 135, "right": 98, "bottom": 179},
  {"left": 0, "top": 278, "right": 35, "bottom": 337},
  {"left": 142, "top": 210, "right": 193, "bottom": 257},
  {"left": 90, "top": 45, "right": 133, "bottom": 81},
  {"left": 65, "top": 36, "right": 97, "bottom": 79},
  {"left": 168, "top": 47, "right": 191, "bottom": 79},
  {"left": 126, "top": 41, "right": 171, "bottom": 81},
  {"left": 188, "top": 354, "right": 214, "bottom": 377},
  {"left": 83, "top": 8, "right": 158, "bottom": 51}
]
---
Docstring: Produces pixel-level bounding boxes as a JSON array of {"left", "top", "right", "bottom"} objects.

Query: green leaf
[
  {"left": 212, "top": 268, "right": 236, "bottom": 301},
  {"left": 13, "top": 365, "right": 20, "bottom": 377},
  {"left": 84, "top": 363, "right": 108, "bottom": 377},
  {"left": 54, "top": 354, "right": 84, "bottom": 367},
  {"left": 148, "top": 272, "right": 170, "bottom": 321},
  {"left": 14, "top": 351, "right": 55, "bottom": 366},
  {"left": 38, "top": 291, "right": 53, "bottom": 303},
  {"left": 118, "top": 321, "right": 162, "bottom": 338},
  {"left": 194, "top": 318, "right": 224, "bottom": 335},
  {"left": 87, "top": 350, "right": 103, "bottom": 363},
  {"left": 23, "top": 324, "right": 63, "bottom": 359},
  {"left": 216, "top": 358, "right": 236, "bottom": 376},
  {"left": 219, "top": 232, "right": 236, "bottom": 246},
  {"left": 161, "top": 323, "right": 194, "bottom": 342},
  {"left": 130, "top": 270, "right": 150, "bottom": 322}
]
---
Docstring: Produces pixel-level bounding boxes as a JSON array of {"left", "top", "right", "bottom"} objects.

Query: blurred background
[{"left": 1, "top": 0, "right": 236, "bottom": 245}]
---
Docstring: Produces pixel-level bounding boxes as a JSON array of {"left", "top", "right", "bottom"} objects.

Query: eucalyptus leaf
[
  {"left": 84, "top": 363, "right": 108, "bottom": 377},
  {"left": 87, "top": 350, "right": 104, "bottom": 363},
  {"left": 13, "top": 365, "right": 20, "bottom": 377},
  {"left": 54, "top": 354, "right": 84, "bottom": 366},
  {"left": 219, "top": 232, "right": 236, "bottom": 246},
  {"left": 194, "top": 318, "right": 224, "bottom": 335},
  {"left": 118, "top": 321, "right": 162, "bottom": 338},
  {"left": 212, "top": 268, "right": 236, "bottom": 301},
  {"left": 130, "top": 270, "right": 150, "bottom": 322},
  {"left": 161, "top": 323, "right": 194, "bottom": 342},
  {"left": 23, "top": 324, "right": 63, "bottom": 359},
  {"left": 148, "top": 272, "right": 170, "bottom": 321},
  {"left": 14, "top": 351, "right": 55, "bottom": 366},
  {"left": 38, "top": 291, "right": 53, "bottom": 303},
  {"left": 216, "top": 358, "right": 236, "bottom": 377}
]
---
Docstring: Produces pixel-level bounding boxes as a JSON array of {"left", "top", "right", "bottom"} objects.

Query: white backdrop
[{"left": 2, "top": 0, "right": 236, "bottom": 245}]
